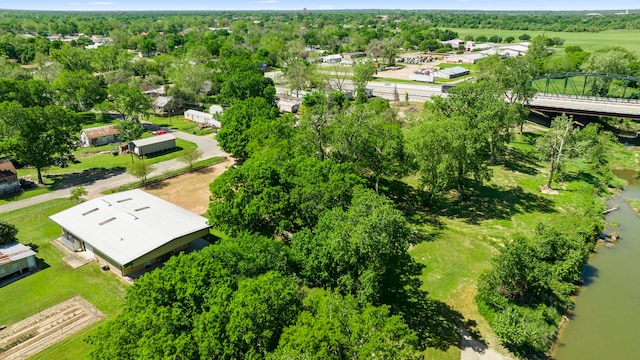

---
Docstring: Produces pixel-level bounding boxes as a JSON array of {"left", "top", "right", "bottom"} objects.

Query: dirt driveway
[{"left": 144, "top": 159, "right": 235, "bottom": 215}]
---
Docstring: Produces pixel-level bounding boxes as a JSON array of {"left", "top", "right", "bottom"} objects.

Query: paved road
[{"left": 0, "top": 130, "right": 227, "bottom": 214}]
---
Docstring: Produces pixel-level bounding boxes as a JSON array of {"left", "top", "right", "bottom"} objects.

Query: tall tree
[
  {"left": 291, "top": 188, "right": 420, "bottom": 305},
  {"left": 352, "top": 60, "right": 376, "bottom": 103},
  {"left": 0, "top": 103, "right": 80, "bottom": 184},
  {"left": 283, "top": 59, "right": 312, "bottom": 97},
  {"left": 208, "top": 154, "right": 363, "bottom": 237},
  {"left": 217, "top": 97, "right": 279, "bottom": 160},
  {"left": 536, "top": 113, "right": 578, "bottom": 189},
  {"left": 331, "top": 100, "right": 408, "bottom": 192},
  {"left": 271, "top": 290, "right": 420, "bottom": 359},
  {"left": 104, "top": 82, "right": 151, "bottom": 121},
  {"left": 52, "top": 70, "right": 107, "bottom": 112}
]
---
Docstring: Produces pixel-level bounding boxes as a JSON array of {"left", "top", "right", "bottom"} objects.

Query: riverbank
[
  {"left": 411, "top": 125, "right": 635, "bottom": 359},
  {"left": 552, "top": 170, "right": 640, "bottom": 359}
]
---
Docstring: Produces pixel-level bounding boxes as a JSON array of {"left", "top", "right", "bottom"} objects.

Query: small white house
[
  {"left": 80, "top": 125, "right": 121, "bottom": 147},
  {"left": 209, "top": 105, "right": 223, "bottom": 117},
  {"left": 322, "top": 54, "right": 343, "bottom": 63},
  {"left": 184, "top": 109, "right": 221, "bottom": 128}
]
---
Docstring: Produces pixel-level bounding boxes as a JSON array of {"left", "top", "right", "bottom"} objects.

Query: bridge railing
[{"left": 534, "top": 93, "right": 640, "bottom": 105}]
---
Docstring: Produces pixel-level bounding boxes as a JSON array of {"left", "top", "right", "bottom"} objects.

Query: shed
[
  {"left": 209, "top": 104, "right": 223, "bottom": 117},
  {"left": 185, "top": 109, "right": 221, "bottom": 128},
  {"left": 80, "top": 125, "right": 121, "bottom": 147},
  {"left": 153, "top": 96, "right": 175, "bottom": 115},
  {"left": 434, "top": 66, "right": 470, "bottom": 79},
  {"left": 322, "top": 54, "right": 342, "bottom": 63},
  {"left": 0, "top": 242, "right": 37, "bottom": 280},
  {"left": 129, "top": 134, "right": 176, "bottom": 157},
  {"left": 49, "top": 189, "right": 210, "bottom": 277},
  {"left": 277, "top": 99, "right": 301, "bottom": 113},
  {"left": 0, "top": 158, "right": 20, "bottom": 196}
]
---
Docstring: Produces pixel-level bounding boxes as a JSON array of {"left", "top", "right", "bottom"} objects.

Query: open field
[
  {"left": 0, "top": 297, "right": 103, "bottom": 360},
  {"left": 144, "top": 158, "right": 235, "bottom": 215},
  {"left": 446, "top": 28, "right": 640, "bottom": 55}
]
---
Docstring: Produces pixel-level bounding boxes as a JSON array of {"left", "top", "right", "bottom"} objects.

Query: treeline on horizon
[{"left": 0, "top": 9, "right": 639, "bottom": 35}]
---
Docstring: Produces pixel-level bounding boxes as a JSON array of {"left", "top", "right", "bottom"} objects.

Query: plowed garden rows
[{"left": 0, "top": 297, "right": 103, "bottom": 359}]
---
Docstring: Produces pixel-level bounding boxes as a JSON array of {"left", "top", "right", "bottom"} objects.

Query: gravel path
[{"left": 460, "top": 328, "right": 510, "bottom": 360}]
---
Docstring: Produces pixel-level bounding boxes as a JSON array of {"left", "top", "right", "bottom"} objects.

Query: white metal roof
[
  {"left": 49, "top": 189, "right": 210, "bottom": 266},
  {"left": 0, "top": 242, "right": 36, "bottom": 265},
  {"left": 130, "top": 133, "right": 176, "bottom": 147}
]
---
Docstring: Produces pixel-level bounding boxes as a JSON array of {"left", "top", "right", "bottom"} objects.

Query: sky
[{"left": 0, "top": 1, "right": 638, "bottom": 12}]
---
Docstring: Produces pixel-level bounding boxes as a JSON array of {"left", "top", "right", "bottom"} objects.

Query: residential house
[
  {"left": 0, "top": 158, "right": 20, "bottom": 196},
  {"left": 184, "top": 109, "right": 221, "bottom": 128},
  {"left": 80, "top": 125, "right": 121, "bottom": 147},
  {"left": 153, "top": 96, "right": 175, "bottom": 115}
]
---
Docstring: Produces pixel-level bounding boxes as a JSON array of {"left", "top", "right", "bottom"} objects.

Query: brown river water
[{"left": 552, "top": 169, "right": 640, "bottom": 359}]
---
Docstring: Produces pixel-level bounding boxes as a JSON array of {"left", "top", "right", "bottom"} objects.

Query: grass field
[
  {"left": 446, "top": 28, "right": 640, "bottom": 55},
  {"left": 0, "top": 199, "right": 128, "bottom": 359},
  {"left": 405, "top": 124, "right": 635, "bottom": 359}
]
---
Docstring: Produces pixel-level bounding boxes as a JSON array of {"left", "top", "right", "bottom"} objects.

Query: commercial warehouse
[{"left": 49, "top": 189, "right": 211, "bottom": 277}]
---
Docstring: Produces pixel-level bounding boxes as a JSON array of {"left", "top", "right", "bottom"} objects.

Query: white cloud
[
  {"left": 68, "top": 2, "right": 81, "bottom": 5},
  {"left": 256, "top": 0, "right": 279, "bottom": 3},
  {"left": 90, "top": 2, "right": 113, "bottom": 4}
]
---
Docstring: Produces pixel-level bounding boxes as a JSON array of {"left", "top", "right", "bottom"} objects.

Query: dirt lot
[
  {"left": 0, "top": 297, "right": 103, "bottom": 360},
  {"left": 143, "top": 159, "right": 235, "bottom": 215}
]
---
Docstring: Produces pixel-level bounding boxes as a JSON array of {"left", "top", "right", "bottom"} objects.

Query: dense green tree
[
  {"left": 208, "top": 154, "right": 363, "bottom": 237},
  {"left": 330, "top": 100, "right": 409, "bottom": 192},
  {"left": 430, "top": 80, "right": 515, "bottom": 163},
  {"left": 103, "top": 82, "right": 152, "bottom": 121},
  {"left": 271, "top": 290, "right": 420, "bottom": 359},
  {"left": 88, "top": 234, "right": 298, "bottom": 360},
  {"left": 217, "top": 97, "right": 279, "bottom": 160},
  {"left": 477, "top": 55, "right": 536, "bottom": 132},
  {"left": 51, "top": 70, "right": 107, "bottom": 112},
  {"left": 50, "top": 44, "right": 93, "bottom": 71},
  {"left": 0, "top": 220, "right": 18, "bottom": 246},
  {"left": 0, "top": 103, "right": 80, "bottom": 184},
  {"left": 291, "top": 187, "right": 419, "bottom": 305}
]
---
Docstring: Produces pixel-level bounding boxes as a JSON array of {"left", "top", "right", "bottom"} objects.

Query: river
[{"left": 553, "top": 170, "right": 640, "bottom": 359}]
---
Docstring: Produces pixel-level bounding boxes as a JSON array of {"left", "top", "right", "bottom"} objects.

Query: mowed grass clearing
[
  {"left": 409, "top": 127, "right": 624, "bottom": 359},
  {"left": 0, "top": 199, "right": 128, "bottom": 359},
  {"left": 446, "top": 28, "right": 640, "bottom": 55}
]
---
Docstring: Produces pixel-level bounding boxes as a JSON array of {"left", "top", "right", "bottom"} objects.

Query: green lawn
[
  {"left": 446, "top": 28, "right": 640, "bottom": 55},
  {"left": 0, "top": 138, "right": 198, "bottom": 205},
  {"left": 0, "top": 199, "right": 128, "bottom": 358},
  {"left": 145, "top": 115, "right": 216, "bottom": 136},
  {"left": 406, "top": 127, "right": 626, "bottom": 359}
]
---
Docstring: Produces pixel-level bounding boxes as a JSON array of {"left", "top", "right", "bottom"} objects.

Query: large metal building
[
  {"left": 49, "top": 189, "right": 211, "bottom": 277},
  {"left": 129, "top": 134, "right": 176, "bottom": 157}
]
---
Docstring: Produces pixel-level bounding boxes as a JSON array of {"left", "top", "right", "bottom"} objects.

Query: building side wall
[
  {"left": 89, "top": 228, "right": 209, "bottom": 277},
  {"left": 134, "top": 139, "right": 176, "bottom": 156},
  {"left": 0, "top": 256, "right": 36, "bottom": 278},
  {"left": 0, "top": 181, "right": 20, "bottom": 196}
]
